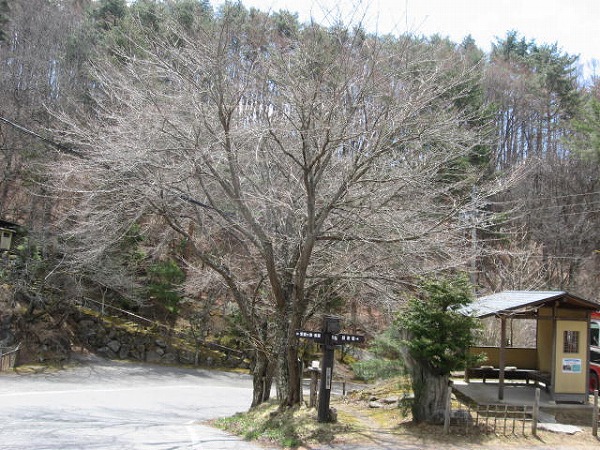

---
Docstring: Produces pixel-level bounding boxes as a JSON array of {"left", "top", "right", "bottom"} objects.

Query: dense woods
[{"left": 1, "top": 0, "right": 598, "bottom": 409}]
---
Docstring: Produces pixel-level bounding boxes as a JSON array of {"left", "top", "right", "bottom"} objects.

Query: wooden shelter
[
  {"left": 0, "top": 219, "right": 19, "bottom": 251},
  {"left": 465, "top": 291, "right": 599, "bottom": 403}
]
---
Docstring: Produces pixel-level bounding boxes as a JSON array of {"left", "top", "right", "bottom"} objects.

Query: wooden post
[
  {"left": 498, "top": 315, "right": 507, "bottom": 401},
  {"left": 309, "top": 369, "right": 319, "bottom": 408},
  {"left": 593, "top": 389, "right": 598, "bottom": 437},
  {"left": 532, "top": 387, "right": 540, "bottom": 436},
  {"left": 298, "top": 359, "right": 304, "bottom": 404},
  {"left": 443, "top": 385, "right": 453, "bottom": 434},
  {"left": 318, "top": 316, "right": 340, "bottom": 423},
  {"left": 295, "top": 319, "right": 364, "bottom": 423}
]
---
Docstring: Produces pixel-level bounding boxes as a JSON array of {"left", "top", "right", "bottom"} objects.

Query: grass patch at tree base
[{"left": 211, "top": 400, "right": 355, "bottom": 448}]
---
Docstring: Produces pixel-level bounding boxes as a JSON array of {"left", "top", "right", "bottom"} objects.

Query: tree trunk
[
  {"left": 273, "top": 310, "right": 303, "bottom": 408},
  {"left": 284, "top": 310, "right": 305, "bottom": 407},
  {"left": 251, "top": 350, "right": 274, "bottom": 408},
  {"left": 409, "top": 365, "right": 450, "bottom": 424},
  {"left": 285, "top": 341, "right": 302, "bottom": 406}
]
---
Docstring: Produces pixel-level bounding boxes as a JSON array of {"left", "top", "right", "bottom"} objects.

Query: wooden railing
[{"left": 447, "top": 384, "right": 538, "bottom": 436}]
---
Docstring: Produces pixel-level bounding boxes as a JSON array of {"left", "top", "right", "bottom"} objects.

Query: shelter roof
[
  {"left": 465, "top": 290, "right": 599, "bottom": 319},
  {"left": 0, "top": 219, "right": 21, "bottom": 230}
]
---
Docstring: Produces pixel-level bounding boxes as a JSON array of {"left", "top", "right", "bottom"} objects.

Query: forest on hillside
[{"left": 0, "top": 0, "right": 599, "bottom": 406}]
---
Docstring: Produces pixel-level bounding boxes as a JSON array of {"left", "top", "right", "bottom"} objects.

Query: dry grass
[
  {"left": 214, "top": 376, "right": 600, "bottom": 449},
  {"left": 212, "top": 401, "right": 353, "bottom": 448}
]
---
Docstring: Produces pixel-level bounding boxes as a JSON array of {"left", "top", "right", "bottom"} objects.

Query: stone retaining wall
[{"left": 73, "top": 311, "right": 246, "bottom": 368}]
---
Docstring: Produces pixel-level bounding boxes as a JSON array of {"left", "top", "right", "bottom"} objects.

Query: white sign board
[{"left": 561, "top": 358, "right": 582, "bottom": 373}]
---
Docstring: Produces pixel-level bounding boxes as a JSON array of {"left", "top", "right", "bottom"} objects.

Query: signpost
[{"left": 296, "top": 315, "right": 365, "bottom": 422}]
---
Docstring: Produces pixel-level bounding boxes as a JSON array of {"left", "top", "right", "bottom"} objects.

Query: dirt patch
[
  {"left": 213, "top": 377, "right": 600, "bottom": 449},
  {"left": 327, "top": 386, "right": 600, "bottom": 449}
]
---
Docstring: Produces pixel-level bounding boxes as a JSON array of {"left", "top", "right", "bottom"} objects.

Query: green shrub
[
  {"left": 147, "top": 259, "right": 185, "bottom": 314},
  {"left": 351, "top": 358, "right": 405, "bottom": 382}
]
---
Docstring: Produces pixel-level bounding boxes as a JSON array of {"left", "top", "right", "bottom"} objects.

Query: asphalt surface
[
  {"left": 4, "top": 357, "right": 593, "bottom": 450},
  {"left": 0, "top": 355, "right": 266, "bottom": 450}
]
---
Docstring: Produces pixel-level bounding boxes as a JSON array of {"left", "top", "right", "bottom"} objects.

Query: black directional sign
[
  {"left": 295, "top": 330, "right": 364, "bottom": 345},
  {"left": 295, "top": 330, "right": 323, "bottom": 340},
  {"left": 332, "top": 333, "right": 365, "bottom": 344},
  {"left": 296, "top": 318, "right": 366, "bottom": 423}
]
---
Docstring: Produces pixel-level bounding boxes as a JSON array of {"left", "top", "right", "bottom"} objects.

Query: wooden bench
[
  {"left": 525, "top": 370, "right": 551, "bottom": 390},
  {"left": 466, "top": 367, "right": 551, "bottom": 391}
]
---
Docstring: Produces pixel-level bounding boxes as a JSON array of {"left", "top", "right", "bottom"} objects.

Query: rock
[
  {"left": 107, "top": 340, "right": 121, "bottom": 353},
  {"left": 97, "top": 346, "right": 117, "bottom": 359},
  {"left": 96, "top": 327, "right": 107, "bottom": 340},
  {"left": 178, "top": 350, "right": 194, "bottom": 365},
  {"left": 78, "top": 318, "right": 96, "bottom": 327},
  {"left": 162, "top": 352, "right": 177, "bottom": 363},
  {"left": 381, "top": 396, "right": 399, "bottom": 404},
  {"left": 118, "top": 344, "right": 130, "bottom": 359},
  {"left": 538, "top": 423, "right": 583, "bottom": 435},
  {"left": 78, "top": 320, "right": 97, "bottom": 335},
  {"left": 130, "top": 344, "right": 146, "bottom": 361},
  {"left": 368, "top": 401, "right": 383, "bottom": 408},
  {"left": 146, "top": 350, "right": 162, "bottom": 363},
  {"left": 0, "top": 329, "right": 15, "bottom": 346},
  {"left": 328, "top": 407, "right": 338, "bottom": 422},
  {"left": 450, "top": 409, "right": 472, "bottom": 424},
  {"left": 155, "top": 339, "right": 167, "bottom": 348}
]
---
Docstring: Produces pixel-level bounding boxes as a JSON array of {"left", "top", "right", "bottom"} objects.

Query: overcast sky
[{"left": 212, "top": 0, "right": 599, "bottom": 77}]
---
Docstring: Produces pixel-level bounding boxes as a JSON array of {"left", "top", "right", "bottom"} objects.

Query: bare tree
[
  {"left": 0, "top": 0, "right": 78, "bottom": 218},
  {"left": 487, "top": 155, "right": 600, "bottom": 299},
  {"left": 51, "top": 9, "right": 494, "bottom": 407},
  {"left": 0, "top": 0, "right": 90, "bottom": 323}
]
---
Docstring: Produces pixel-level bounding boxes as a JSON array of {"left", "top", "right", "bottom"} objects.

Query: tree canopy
[{"left": 49, "top": 3, "right": 493, "bottom": 407}]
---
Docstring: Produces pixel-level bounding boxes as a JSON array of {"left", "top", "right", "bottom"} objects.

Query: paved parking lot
[{"left": 0, "top": 356, "right": 266, "bottom": 449}]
